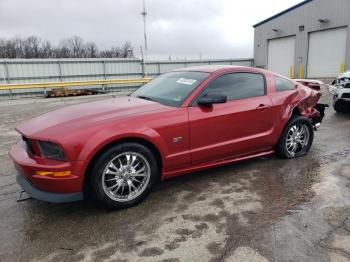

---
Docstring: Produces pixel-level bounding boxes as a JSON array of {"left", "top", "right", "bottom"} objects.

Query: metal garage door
[
  {"left": 307, "top": 27, "right": 347, "bottom": 78},
  {"left": 268, "top": 36, "right": 295, "bottom": 77}
]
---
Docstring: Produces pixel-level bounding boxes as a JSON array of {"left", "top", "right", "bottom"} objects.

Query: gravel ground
[{"left": 0, "top": 86, "right": 349, "bottom": 262}]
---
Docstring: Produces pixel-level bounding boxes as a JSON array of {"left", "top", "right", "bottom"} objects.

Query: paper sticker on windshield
[{"left": 176, "top": 78, "right": 197, "bottom": 85}]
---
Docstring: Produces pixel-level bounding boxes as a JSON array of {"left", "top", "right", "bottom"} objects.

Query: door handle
[{"left": 256, "top": 104, "right": 269, "bottom": 110}]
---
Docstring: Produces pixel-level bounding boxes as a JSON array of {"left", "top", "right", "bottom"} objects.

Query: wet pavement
[{"left": 0, "top": 87, "right": 349, "bottom": 262}]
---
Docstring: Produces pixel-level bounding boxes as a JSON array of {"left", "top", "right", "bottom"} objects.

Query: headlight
[{"left": 38, "top": 141, "right": 66, "bottom": 161}]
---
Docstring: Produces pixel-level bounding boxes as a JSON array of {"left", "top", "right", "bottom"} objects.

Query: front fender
[{"left": 77, "top": 126, "right": 168, "bottom": 172}]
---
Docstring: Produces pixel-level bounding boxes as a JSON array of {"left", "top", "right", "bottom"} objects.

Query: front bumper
[
  {"left": 16, "top": 173, "right": 83, "bottom": 203},
  {"left": 336, "top": 98, "right": 350, "bottom": 103},
  {"left": 333, "top": 89, "right": 350, "bottom": 102},
  {"left": 10, "top": 141, "right": 85, "bottom": 203}
]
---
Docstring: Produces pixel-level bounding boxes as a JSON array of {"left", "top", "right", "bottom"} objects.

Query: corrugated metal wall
[
  {"left": 254, "top": 0, "right": 350, "bottom": 78},
  {"left": 0, "top": 58, "right": 253, "bottom": 98},
  {"left": 0, "top": 58, "right": 253, "bottom": 84},
  {"left": 0, "top": 58, "right": 143, "bottom": 84}
]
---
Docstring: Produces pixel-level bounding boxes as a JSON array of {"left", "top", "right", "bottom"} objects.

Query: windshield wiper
[{"left": 136, "top": 95, "right": 156, "bottom": 102}]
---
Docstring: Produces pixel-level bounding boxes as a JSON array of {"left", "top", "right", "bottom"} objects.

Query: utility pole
[
  {"left": 141, "top": 0, "right": 148, "bottom": 76},
  {"left": 140, "top": 46, "right": 145, "bottom": 77}
]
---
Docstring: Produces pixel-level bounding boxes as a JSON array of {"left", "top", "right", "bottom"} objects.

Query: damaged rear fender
[{"left": 288, "top": 89, "right": 328, "bottom": 126}]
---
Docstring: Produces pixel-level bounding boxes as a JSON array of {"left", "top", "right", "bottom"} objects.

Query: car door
[{"left": 188, "top": 72, "right": 275, "bottom": 165}]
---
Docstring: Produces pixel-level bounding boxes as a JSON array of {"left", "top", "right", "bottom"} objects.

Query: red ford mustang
[{"left": 10, "top": 66, "right": 327, "bottom": 209}]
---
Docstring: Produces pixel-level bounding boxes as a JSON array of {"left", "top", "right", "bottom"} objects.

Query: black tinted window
[
  {"left": 274, "top": 77, "right": 295, "bottom": 91},
  {"left": 200, "top": 73, "right": 265, "bottom": 101}
]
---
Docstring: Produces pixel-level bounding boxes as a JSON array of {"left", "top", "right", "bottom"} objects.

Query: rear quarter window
[{"left": 274, "top": 76, "right": 295, "bottom": 92}]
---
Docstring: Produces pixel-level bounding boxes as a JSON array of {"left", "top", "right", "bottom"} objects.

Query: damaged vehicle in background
[
  {"left": 329, "top": 71, "right": 350, "bottom": 113},
  {"left": 10, "top": 66, "right": 328, "bottom": 209}
]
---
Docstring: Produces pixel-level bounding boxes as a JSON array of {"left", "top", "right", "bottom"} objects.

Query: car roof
[{"left": 173, "top": 65, "right": 254, "bottom": 73}]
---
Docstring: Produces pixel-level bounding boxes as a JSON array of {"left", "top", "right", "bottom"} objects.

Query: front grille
[
  {"left": 342, "top": 93, "right": 350, "bottom": 99},
  {"left": 22, "top": 136, "right": 35, "bottom": 155}
]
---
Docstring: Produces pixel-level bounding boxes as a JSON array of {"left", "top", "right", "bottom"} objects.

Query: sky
[{"left": 0, "top": 0, "right": 302, "bottom": 60}]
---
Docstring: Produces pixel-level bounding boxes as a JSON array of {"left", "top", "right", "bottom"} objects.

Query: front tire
[
  {"left": 276, "top": 116, "right": 314, "bottom": 159},
  {"left": 334, "top": 100, "right": 350, "bottom": 113},
  {"left": 88, "top": 142, "right": 159, "bottom": 210}
]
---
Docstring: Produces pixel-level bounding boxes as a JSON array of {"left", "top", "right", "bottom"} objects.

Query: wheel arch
[
  {"left": 275, "top": 104, "right": 305, "bottom": 148},
  {"left": 83, "top": 136, "right": 164, "bottom": 188},
  {"left": 291, "top": 107, "right": 301, "bottom": 116},
  {"left": 276, "top": 115, "right": 314, "bottom": 158}
]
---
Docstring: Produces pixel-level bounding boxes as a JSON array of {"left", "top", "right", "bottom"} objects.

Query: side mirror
[{"left": 198, "top": 93, "right": 227, "bottom": 106}]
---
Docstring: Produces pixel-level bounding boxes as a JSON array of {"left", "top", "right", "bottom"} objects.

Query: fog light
[{"left": 36, "top": 171, "right": 71, "bottom": 177}]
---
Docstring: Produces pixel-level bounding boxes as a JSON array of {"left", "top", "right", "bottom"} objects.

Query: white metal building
[{"left": 253, "top": 0, "right": 350, "bottom": 78}]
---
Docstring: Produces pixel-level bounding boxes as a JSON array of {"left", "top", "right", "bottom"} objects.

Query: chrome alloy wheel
[
  {"left": 286, "top": 124, "right": 310, "bottom": 157},
  {"left": 102, "top": 152, "right": 151, "bottom": 202}
]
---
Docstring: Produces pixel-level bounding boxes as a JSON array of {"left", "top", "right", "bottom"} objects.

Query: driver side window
[{"left": 199, "top": 72, "right": 265, "bottom": 102}]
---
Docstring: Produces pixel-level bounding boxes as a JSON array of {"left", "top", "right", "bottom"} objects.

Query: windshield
[{"left": 131, "top": 71, "right": 209, "bottom": 107}]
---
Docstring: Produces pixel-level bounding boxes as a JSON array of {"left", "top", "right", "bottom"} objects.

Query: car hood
[{"left": 16, "top": 96, "right": 170, "bottom": 138}]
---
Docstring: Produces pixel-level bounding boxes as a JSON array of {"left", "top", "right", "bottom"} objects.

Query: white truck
[{"left": 329, "top": 71, "right": 350, "bottom": 113}]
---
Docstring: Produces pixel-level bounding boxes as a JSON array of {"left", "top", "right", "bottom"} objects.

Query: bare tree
[
  {"left": 111, "top": 46, "right": 121, "bottom": 58},
  {"left": 66, "top": 36, "right": 85, "bottom": 58},
  {"left": 99, "top": 47, "right": 120, "bottom": 58},
  {"left": 23, "top": 36, "right": 41, "bottom": 58},
  {"left": 99, "top": 50, "right": 112, "bottom": 58},
  {"left": 85, "top": 42, "right": 98, "bottom": 58},
  {"left": 5, "top": 37, "right": 21, "bottom": 58},
  {"left": 40, "top": 40, "right": 53, "bottom": 58},
  {"left": 120, "top": 41, "right": 134, "bottom": 58},
  {"left": 15, "top": 37, "right": 25, "bottom": 58},
  {"left": 54, "top": 39, "right": 72, "bottom": 58},
  {"left": 0, "top": 39, "right": 5, "bottom": 58},
  {"left": 0, "top": 35, "right": 134, "bottom": 59}
]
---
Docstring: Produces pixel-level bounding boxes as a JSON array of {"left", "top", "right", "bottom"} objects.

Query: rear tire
[
  {"left": 88, "top": 142, "right": 159, "bottom": 210},
  {"left": 276, "top": 116, "right": 314, "bottom": 159}
]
